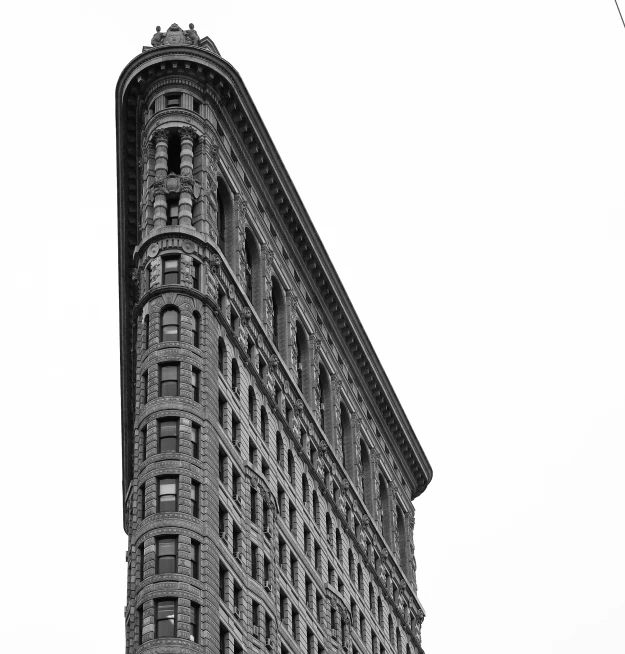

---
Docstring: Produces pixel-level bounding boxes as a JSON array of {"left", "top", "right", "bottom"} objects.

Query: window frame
[
  {"left": 157, "top": 476, "right": 178, "bottom": 513},
  {"left": 158, "top": 418, "right": 179, "bottom": 454},
  {"left": 161, "top": 307, "right": 180, "bottom": 342},
  {"left": 155, "top": 597, "right": 178, "bottom": 639},
  {"left": 156, "top": 535, "right": 178, "bottom": 575},
  {"left": 162, "top": 256, "right": 180, "bottom": 285},
  {"left": 159, "top": 363, "right": 180, "bottom": 397}
]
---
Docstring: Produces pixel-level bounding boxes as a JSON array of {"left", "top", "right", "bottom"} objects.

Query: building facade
[{"left": 116, "top": 23, "right": 433, "bottom": 654}]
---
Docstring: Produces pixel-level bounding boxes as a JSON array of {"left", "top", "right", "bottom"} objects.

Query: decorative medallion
[
  {"left": 147, "top": 243, "right": 160, "bottom": 258},
  {"left": 182, "top": 240, "right": 195, "bottom": 254}
]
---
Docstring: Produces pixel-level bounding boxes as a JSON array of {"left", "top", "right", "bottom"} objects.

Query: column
[
  {"left": 178, "top": 126, "right": 195, "bottom": 228},
  {"left": 152, "top": 129, "right": 169, "bottom": 228}
]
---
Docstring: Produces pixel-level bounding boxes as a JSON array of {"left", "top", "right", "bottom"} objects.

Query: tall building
[{"left": 116, "top": 23, "right": 433, "bottom": 654}]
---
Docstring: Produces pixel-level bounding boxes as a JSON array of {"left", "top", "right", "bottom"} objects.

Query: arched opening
[
  {"left": 216, "top": 178, "right": 235, "bottom": 267},
  {"left": 160, "top": 306, "right": 180, "bottom": 342},
  {"left": 397, "top": 506, "right": 407, "bottom": 573},
  {"left": 360, "top": 439, "right": 374, "bottom": 513},
  {"left": 271, "top": 277, "right": 286, "bottom": 357},
  {"left": 295, "top": 321, "right": 309, "bottom": 397},
  {"left": 302, "top": 474, "right": 309, "bottom": 504},
  {"left": 244, "top": 229, "right": 261, "bottom": 314}
]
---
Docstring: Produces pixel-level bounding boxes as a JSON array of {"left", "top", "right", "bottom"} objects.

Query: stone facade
[{"left": 117, "top": 24, "right": 433, "bottom": 654}]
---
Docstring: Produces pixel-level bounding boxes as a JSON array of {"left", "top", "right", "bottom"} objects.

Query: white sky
[{"left": 3, "top": 1, "right": 625, "bottom": 652}]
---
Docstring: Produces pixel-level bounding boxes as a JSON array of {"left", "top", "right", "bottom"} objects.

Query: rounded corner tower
[{"left": 116, "top": 23, "right": 432, "bottom": 654}]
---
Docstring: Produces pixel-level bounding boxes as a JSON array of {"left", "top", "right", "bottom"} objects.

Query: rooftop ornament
[{"left": 151, "top": 23, "right": 201, "bottom": 47}]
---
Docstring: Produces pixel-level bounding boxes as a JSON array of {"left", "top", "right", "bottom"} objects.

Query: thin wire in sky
[{"left": 615, "top": 0, "right": 625, "bottom": 30}]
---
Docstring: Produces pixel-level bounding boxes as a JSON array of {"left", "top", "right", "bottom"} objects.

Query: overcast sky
[{"left": 4, "top": 1, "right": 625, "bottom": 652}]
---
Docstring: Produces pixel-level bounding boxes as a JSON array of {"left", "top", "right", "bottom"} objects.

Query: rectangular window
[
  {"left": 191, "top": 539, "right": 200, "bottom": 579},
  {"left": 166, "top": 198, "right": 179, "bottom": 226},
  {"left": 218, "top": 395, "right": 227, "bottom": 428},
  {"left": 158, "top": 418, "right": 179, "bottom": 453},
  {"left": 192, "top": 98, "right": 201, "bottom": 114},
  {"left": 139, "top": 543, "right": 145, "bottom": 581},
  {"left": 159, "top": 363, "right": 179, "bottom": 397},
  {"left": 165, "top": 93, "right": 181, "bottom": 108},
  {"left": 141, "top": 427, "right": 147, "bottom": 461},
  {"left": 162, "top": 257, "right": 180, "bottom": 285},
  {"left": 139, "top": 484, "right": 146, "bottom": 520},
  {"left": 138, "top": 605, "right": 144, "bottom": 645},
  {"left": 192, "top": 367, "right": 200, "bottom": 402},
  {"left": 190, "top": 602, "right": 200, "bottom": 643},
  {"left": 157, "top": 477, "right": 178, "bottom": 513},
  {"left": 191, "top": 480, "right": 200, "bottom": 518},
  {"left": 219, "top": 565, "right": 226, "bottom": 600},
  {"left": 156, "top": 536, "right": 178, "bottom": 574},
  {"left": 190, "top": 423, "right": 200, "bottom": 459},
  {"left": 193, "top": 260, "right": 201, "bottom": 290},
  {"left": 155, "top": 598, "right": 177, "bottom": 638}
]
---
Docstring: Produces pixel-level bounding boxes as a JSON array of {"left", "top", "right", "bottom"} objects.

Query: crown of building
[{"left": 149, "top": 23, "right": 220, "bottom": 55}]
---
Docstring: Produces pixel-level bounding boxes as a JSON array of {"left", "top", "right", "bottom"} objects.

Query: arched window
[
  {"left": 369, "top": 583, "right": 375, "bottom": 612},
  {"left": 216, "top": 179, "right": 235, "bottom": 264},
  {"left": 357, "top": 563, "right": 363, "bottom": 592},
  {"left": 143, "top": 314, "right": 150, "bottom": 349},
  {"left": 396, "top": 627, "right": 401, "bottom": 651},
  {"left": 377, "top": 596, "right": 383, "bottom": 626},
  {"left": 335, "top": 529, "right": 342, "bottom": 560},
  {"left": 218, "top": 338, "right": 226, "bottom": 374},
  {"left": 161, "top": 307, "right": 180, "bottom": 342},
  {"left": 248, "top": 387, "right": 256, "bottom": 424},
  {"left": 271, "top": 277, "right": 286, "bottom": 356},
  {"left": 361, "top": 439, "right": 374, "bottom": 513},
  {"left": 302, "top": 474, "right": 309, "bottom": 504},
  {"left": 326, "top": 513, "right": 332, "bottom": 540},
  {"left": 312, "top": 491, "right": 319, "bottom": 524},
  {"left": 260, "top": 406, "right": 268, "bottom": 442},
  {"left": 388, "top": 616, "right": 394, "bottom": 645},
  {"left": 348, "top": 549, "right": 355, "bottom": 581},
  {"left": 192, "top": 311, "right": 200, "bottom": 348},
  {"left": 231, "top": 359, "right": 239, "bottom": 393}
]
